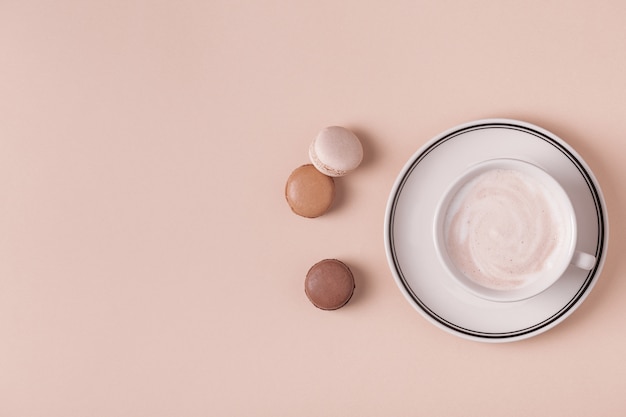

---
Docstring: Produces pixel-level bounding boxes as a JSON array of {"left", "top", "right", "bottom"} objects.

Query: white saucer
[{"left": 384, "top": 119, "right": 608, "bottom": 342}]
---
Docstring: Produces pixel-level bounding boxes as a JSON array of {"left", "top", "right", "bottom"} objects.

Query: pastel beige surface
[{"left": 1, "top": 1, "right": 625, "bottom": 416}]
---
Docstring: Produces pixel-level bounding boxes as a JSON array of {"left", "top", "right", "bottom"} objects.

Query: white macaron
[{"left": 308, "top": 126, "right": 363, "bottom": 177}]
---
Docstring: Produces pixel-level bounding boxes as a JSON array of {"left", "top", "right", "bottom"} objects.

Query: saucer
[{"left": 384, "top": 119, "right": 608, "bottom": 342}]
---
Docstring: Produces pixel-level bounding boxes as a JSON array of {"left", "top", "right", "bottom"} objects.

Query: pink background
[{"left": 1, "top": 1, "right": 625, "bottom": 415}]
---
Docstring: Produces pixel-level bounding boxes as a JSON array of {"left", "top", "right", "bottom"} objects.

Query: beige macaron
[
  {"left": 285, "top": 164, "right": 335, "bottom": 218},
  {"left": 309, "top": 126, "right": 363, "bottom": 177}
]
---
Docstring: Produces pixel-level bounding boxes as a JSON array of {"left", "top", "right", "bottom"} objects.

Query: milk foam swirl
[{"left": 444, "top": 169, "right": 563, "bottom": 290}]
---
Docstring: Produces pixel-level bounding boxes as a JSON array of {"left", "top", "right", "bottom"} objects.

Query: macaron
[
  {"left": 305, "top": 259, "right": 355, "bottom": 310},
  {"left": 285, "top": 164, "right": 335, "bottom": 218},
  {"left": 309, "top": 126, "right": 363, "bottom": 177}
]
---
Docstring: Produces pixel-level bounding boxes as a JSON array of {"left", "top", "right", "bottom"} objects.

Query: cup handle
[{"left": 571, "top": 250, "right": 596, "bottom": 270}]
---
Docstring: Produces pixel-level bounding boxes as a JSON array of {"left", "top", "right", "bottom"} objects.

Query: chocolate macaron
[
  {"left": 285, "top": 164, "right": 335, "bottom": 218},
  {"left": 305, "top": 259, "right": 355, "bottom": 310}
]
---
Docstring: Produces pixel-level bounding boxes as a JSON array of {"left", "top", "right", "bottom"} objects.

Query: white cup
[{"left": 433, "top": 159, "right": 595, "bottom": 302}]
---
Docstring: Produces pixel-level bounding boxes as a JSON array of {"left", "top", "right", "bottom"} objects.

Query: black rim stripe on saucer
[{"left": 388, "top": 121, "right": 606, "bottom": 340}]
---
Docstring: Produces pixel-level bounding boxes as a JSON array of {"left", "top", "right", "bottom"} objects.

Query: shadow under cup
[{"left": 433, "top": 158, "right": 596, "bottom": 302}]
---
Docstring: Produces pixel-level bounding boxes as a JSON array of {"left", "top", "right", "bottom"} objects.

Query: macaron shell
[
  {"left": 305, "top": 259, "right": 355, "bottom": 310},
  {"left": 285, "top": 164, "right": 335, "bottom": 218},
  {"left": 309, "top": 126, "right": 363, "bottom": 177}
]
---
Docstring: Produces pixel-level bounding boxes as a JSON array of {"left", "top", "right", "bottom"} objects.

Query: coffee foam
[{"left": 444, "top": 169, "right": 564, "bottom": 290}]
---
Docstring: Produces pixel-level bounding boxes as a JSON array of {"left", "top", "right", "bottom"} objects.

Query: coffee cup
[{"left": 433, "top": 158, "right": 595, "bottom": 302}]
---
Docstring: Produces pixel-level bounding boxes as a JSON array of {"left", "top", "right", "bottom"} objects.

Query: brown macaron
[
  {"left": 305, "top": 259, "right": 355, "bottom": 310},
  {"left": 285, "top": 164, "right": 335, "bottom": 218}
]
